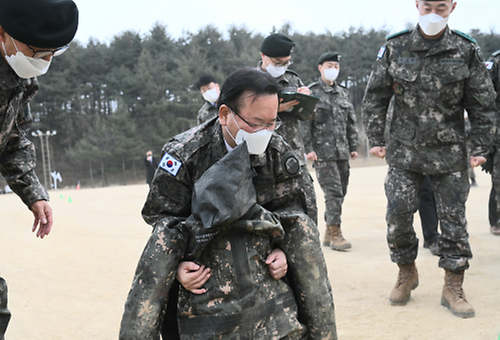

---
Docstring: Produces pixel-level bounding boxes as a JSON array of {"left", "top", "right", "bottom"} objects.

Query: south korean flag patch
[
  {"left": 159, "top": 152, "right": 182, "bottom": 176},
  {"left": 377, "top": 46, "right": 386, "bottom": 59},
  {"left": 485, "top": 61, "right": 494, "bottom": 70}
]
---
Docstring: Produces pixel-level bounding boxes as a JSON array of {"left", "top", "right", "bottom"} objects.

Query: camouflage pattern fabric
[
  {"left": 302, "top": 78, "right": 358, "bottom": 226},
  {"left": 119, "top": 119, "right": 337, "bottom": 339},
  {"left": 486, "top": 50, "right": 500, "bottom": 226},
  {"left": 0, "top": 277, "right": 9, "bottom": 339},
  {"left": 0, "top": 57, "right": 49, "bottom": 208},
  {"left": 196, "top": 101, "right": 218, "bottom": 125},
  {"left": 362, "top": 26, "right": 496, "bottom": 271},
  {"left": 257, "top": 61, "right": 318, "bottom": 224}
]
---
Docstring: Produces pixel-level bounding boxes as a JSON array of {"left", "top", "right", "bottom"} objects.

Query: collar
[
  {"left": 408, "top": 25, "right": 456, "bottom": 56},
  {"left": 318, "top": 77, "right": 338, "bottom": 93}
]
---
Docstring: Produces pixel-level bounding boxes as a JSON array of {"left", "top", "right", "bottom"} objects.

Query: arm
[
  {"left": 464, "top": 46, "right": 496, "bottom": 158},
  {"left": 362, "top": 44, "right": 394, "bottom": 150},
  {"left": 346, "top": 94, "right": 359, "bottom": 158}
]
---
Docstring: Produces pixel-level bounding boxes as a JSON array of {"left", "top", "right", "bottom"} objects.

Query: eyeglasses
[
  {"left": 25, "top": 44, "right": 69, "bottom": 59},
  {"left": 270, "top": 58, "right": 293, "bottom": 68},
  {"left": 230, "top": 108, "right": 282, "bottom": 132},
  {"left": 10, "top": 36, "right": 69, "bottom": 59}
]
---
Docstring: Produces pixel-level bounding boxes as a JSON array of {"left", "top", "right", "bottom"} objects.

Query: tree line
[{"left": 26, "top": 23, "right": 500, "bottom": 188}]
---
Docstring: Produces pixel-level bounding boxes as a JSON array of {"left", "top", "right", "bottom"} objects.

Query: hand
[
  {"left": 266, "top": 249, "right": 287, "bottom": 280},
  {"left": 30, "top": 200, "right": 53, "bottom": 239},
  {"left": 470, "top": 156, "right": 486, "bottom": 168},
  {"left": 370, "top": 146, "right": 386, "bottom": 159},
  {"left": 176, "top": 261, "right": 211, "bottom": 294},
  {"left": 351, "top": 151, "right": 359, "bottom": 160},
  {"left": 279, "top": 98, "right": 299, "bottom": 112},
  {"left": 297, "top": 86, "right": 311, "bottom": 95},
  {"left": 306, "top": 151, "right": 318, "bottom": 161}
]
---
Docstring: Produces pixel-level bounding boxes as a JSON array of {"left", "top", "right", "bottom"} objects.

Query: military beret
[
  {"left": 0, "top": 0, "right": 79, "bottom": 48},
  {"left": 318, "top": 52, "right": 341, "bottom": 64},
  {"left": 196, "top": 74, "right": 217, "bottom": 90},
  {"left": 260, "top": 33, "right": 295, "bottom": 58}
]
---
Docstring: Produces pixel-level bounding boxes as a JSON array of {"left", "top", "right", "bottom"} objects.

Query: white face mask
[
  {"left": 2, "top": 38, "right": 51, "bottom": 79},
  {"left": 323, "top": 68, "right": 339, "bottom": 82},
  {"left": 419, "top": 13, "right": 449, "bottom": 36},
  {"left": 202, "top": 88, "right": 219, "bottom": 104},
  {"left": 265, "top": 63, "right": 288, "bottom": 78},
  {"left": 224, "top": 113, "right": 273, "bottom": 155}
]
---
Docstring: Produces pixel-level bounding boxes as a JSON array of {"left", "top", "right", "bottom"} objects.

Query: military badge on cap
[
  {"left": 281, "top": 151, "right": 300, "bottom": 177},
  {"left": 159, "top": 152, "right": 182, "bottom": 176},
  {"left": 393, "top": 83, "right": 404, "bottom": 95}
]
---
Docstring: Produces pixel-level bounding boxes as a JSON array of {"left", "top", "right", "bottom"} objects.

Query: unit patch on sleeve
[{"left": 159, "top": 152, "right": 182, "bottom": 176}]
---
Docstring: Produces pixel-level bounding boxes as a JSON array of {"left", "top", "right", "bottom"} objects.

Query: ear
[
  {"left": 450, "top": 1, "right": 457, "bottom": 13},
  {"left": 415, "top": 0, "right": 419, "bottom": 11},
  {"left": 219, "top": 104, "right": 231, "bottom": 126},
  {"left": 318, "top": 64, "right": 322, "bottom": 73},
  {"left": 0, "top": 26, "right": 6, "bottom": 44}
]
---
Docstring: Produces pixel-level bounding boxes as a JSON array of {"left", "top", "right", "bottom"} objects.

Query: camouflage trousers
[
  {"left": 313, "top": 160, "right": 350, "bottom": 226},
  {"left": 301, "top": 165, "right": 318, "bottom": 226},
  {"left": 490, "top": 148, "right": 500, "bottom": 226},
  {"left": 0, "top": 276, "right": 10, "bottom": 340},
  {"left": 385, "top": 167, "right": 471, "bottom": 271}
]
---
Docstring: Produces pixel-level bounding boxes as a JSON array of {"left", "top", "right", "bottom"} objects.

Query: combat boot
[
  {"left": 329, "top": 225, "right": 351, "bottom": 251},
  {"left": 389, "top": 262, "right": 419, "bottom": 305},
  {"left": 441, "top": 269, "right": 475, "bottom": 318},
  {"left": 323, "top": 225, "right": 335, "bottom": 246}
]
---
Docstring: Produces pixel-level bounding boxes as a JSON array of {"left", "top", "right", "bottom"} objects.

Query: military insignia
[
  {"left": 485, "top": 61, "right": 494, "bottom": 70},
  {"left": 159, "top": 152, "right": 182, "bottom": 176},
  {"left": 393, "top": 83, "right": 404, "bottom": 95},
  {"left": 475, "top": 47, "right": 484, "bottom": 63},
  {"left": 281, "top": 152, "right": 300, "bottom": 177},
  {"left": 398, "top": 57, "right": 417, "bottom": 64},
  {"left": 377, "top": 46, "right": 386, "bottom": 59}
]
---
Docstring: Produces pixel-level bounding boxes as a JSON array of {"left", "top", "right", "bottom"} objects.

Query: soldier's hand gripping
[
  {"left": 266, "top": 248, "right": 288, "bottom": 280},
  {"left": 177, "top": 261, "right": 211, "bottom": 294},
  {"left": 370, "top": 146, "right": 386, "bottom": 159}
]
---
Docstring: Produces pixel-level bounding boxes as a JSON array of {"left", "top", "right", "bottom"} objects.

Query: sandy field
[{"left": 1, "top": 158, "right": 499, "bottom": 339}]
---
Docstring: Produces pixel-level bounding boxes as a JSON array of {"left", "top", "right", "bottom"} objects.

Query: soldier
[
  {"left": 195, "top": 74, "right": 220, "bottom": 125},
  {"left": 302, "top": 52, "right": 358, "bottom": 251},
  {"left": 485, "top": 49, "right": 500, "bottom": 236},
  {"left": 257, "top": 33, "right": 318, "bottom": 224},
  {"left": 0, "top": 0, "right": 78, "bottom": 338},
  {"left": 119, "top": 68, "right": 337, "bottom": 339},
  {"left": 362, "top": 0, "right": 496, "bottom": 318}
]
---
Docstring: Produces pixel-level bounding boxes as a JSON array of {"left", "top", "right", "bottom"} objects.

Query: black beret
[
  {"left": 260, "top": 33, "right": 295, "bottom": 58},
  {"left": 318, "top": 52, "right": 341, "bottom": 64},
  {"left": 0, "top": 0, "right": 79, "bottom": 48},
  {"left": 196, "top": 74, "right": 217, "bottom": 90}
]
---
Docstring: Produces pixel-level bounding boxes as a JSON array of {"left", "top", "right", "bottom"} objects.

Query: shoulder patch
[
  {"left": 452, "top": 29, "right": 477, "bottom": 43},
  {"left": 159, "top": 152, "right": 182, "bottom": 176},
  {"left": 485, "top": 61, "right": 494, "bottom": 70},
  {"left": 281, "top": 151, "right": 300, "bottom": 177},
  {"left": 492, "top": 49, "right": 500, "bottom": 57},
  {"left": 387, "top": 29, "right": 412, "bottom": 40},
  {"left": 377, "top": 46, "right": 386, "bottom": 59}
]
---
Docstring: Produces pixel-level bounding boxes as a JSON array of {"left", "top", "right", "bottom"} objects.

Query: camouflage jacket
[
  {"left": 303, "top": 78, "right": 358, "bottom": 161},
  {"left": 486, "top": 50, "right": 500, "bottom": 145},
  {"left": 0, "top": 56, "right": 49, "bottom": 207},
  {"left": 120, "top": 117, "right": 337, "bottom": 339},
  {"left": 196, "top": 101, "right": 218, "bottom": 125},
  {"left": 257, "top": 61, "right": 314, "bottom": 165},
  {"left": 363, "top": 26, "right": 496, "bottom": 175}
]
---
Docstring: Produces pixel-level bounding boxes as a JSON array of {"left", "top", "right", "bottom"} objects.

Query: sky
[{"left": 74, "top": 0, "right": 499, "bottom": 44}]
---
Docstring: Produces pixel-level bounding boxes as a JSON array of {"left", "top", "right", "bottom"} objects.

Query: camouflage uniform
[
  {"left": 196, "top": 101, "right": 218, "bottom": 125},
  {"left": 302, "top": 77, "right": 358, "bottom": 226},
  {"left": 0, "top": 55, "right": 49, "bottom": 339},
  {"left": 257, "top": 61, "right": 318, "bottom": 224},
  {"left": 119, "top": 118, "right": 337, "bottom": 340},
  {"left": 485, "top": 50, "right": 500, "bottom": 227},
  {"left": 363, "top": 27, "right": 496, "bottom": 270}
]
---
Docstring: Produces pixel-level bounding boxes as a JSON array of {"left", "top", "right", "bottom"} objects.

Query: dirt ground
[{"left": 1, "top": 157, "right": 499, "bottom": 339}]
